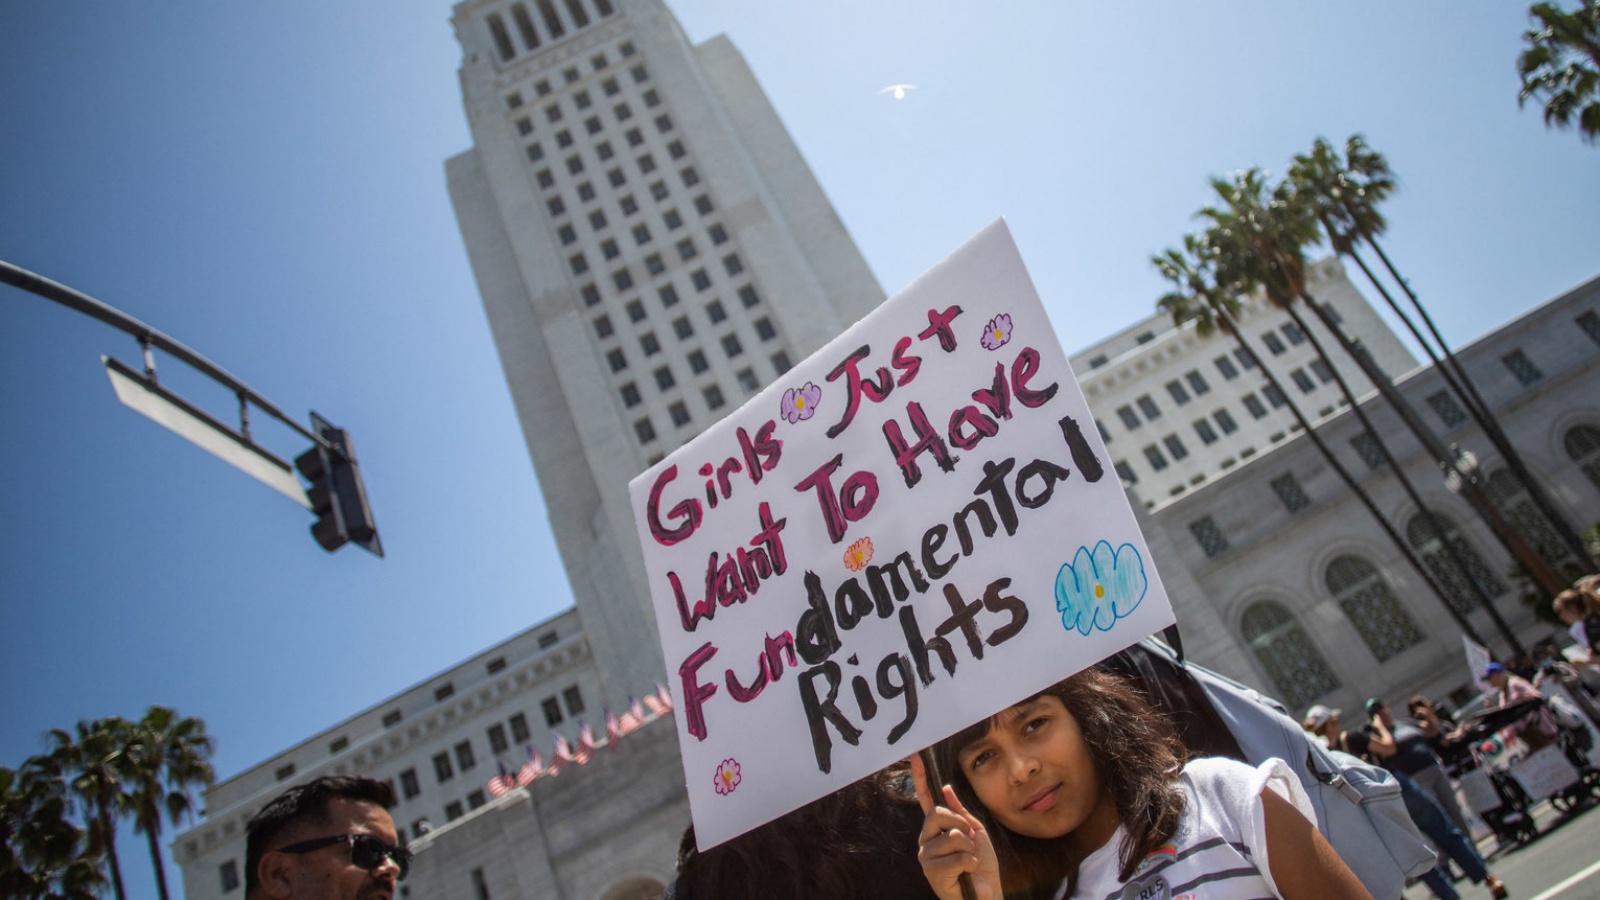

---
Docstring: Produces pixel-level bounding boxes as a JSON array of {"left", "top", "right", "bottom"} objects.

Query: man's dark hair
[{"left": 244, "top": 775, "right": 396, "bottom": 897}]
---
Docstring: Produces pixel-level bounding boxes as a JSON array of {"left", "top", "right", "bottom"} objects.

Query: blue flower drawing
[{"left": 1055, "top": 541, "right": 1148, "bottom": 636}]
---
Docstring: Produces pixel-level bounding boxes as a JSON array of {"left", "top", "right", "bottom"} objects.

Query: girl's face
[
  {"left": 1557, "top": 603, "right": 1580, "bottom": 625},
  {"left": 956, "top": 694, "right": 1117, "bottom": 846}
]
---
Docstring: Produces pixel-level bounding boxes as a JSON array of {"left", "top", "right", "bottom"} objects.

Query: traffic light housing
[{"left": 294, "top": 412, "right": 383, "bottom": 557}]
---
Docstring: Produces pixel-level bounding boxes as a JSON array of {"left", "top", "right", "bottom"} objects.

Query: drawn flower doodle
[
  {"left": 1054, "top": 540, "right": 1148, "bottom": 635},
  {"left": 713, "top": 758, "right": 742, "bottom": 796},
  {"left": 980, "top": 313, "right": 1013, "bottom": 350},
  {"left": 843, "top": 537, "right": 874, "bottom": 572},
  {"left": 780, "top": 382, "right": 822, "bottom": 424}
]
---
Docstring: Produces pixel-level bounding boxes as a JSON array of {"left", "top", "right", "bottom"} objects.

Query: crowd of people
[
  {"left": 1300, "top": 573, "right": 1600, "bottom": 900},
  {"left": 226, "top": 575, "right": 1600, "bottom": 900}
]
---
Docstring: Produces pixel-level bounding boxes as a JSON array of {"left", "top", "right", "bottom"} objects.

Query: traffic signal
[{"left": 294, "top": 412, "right": 383, "bottom": 557}]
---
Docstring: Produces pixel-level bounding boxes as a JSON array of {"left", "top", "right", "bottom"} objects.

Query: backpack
[{"left": 1103, "top": 633, "right": 1436, "bottom": 900}]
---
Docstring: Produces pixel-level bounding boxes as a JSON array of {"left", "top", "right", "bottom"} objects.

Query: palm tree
[
  {"left": 2, "top": 763, "right": 106, "bottom": 899},
  {"left": 1151, "top": 231, "right": 1493, "bottom": 647},
  {"left": 1203, "top": 161, "right": 1503, "bottom": 617},
  {"left": 1289, "top": 135, "right": 1596, "bottom": 575},
  {"left": 1518, "top": 0, "right": 1600, "bottom": 145},
  {"left": 1197, "top": 169, "right": 1531, "bottom": 652},
  {"left": 44, "top": 718, "right": 136, "bottom": 900},
  {"left": 126, "top": 707, "right": 216, "bottom": 900}
]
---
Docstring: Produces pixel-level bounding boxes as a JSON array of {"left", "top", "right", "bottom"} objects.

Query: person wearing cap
[
  {"left": 1302, "top": 704, "right": 1339, "bottom": 749},
  {"left": 1483, "top": 662, "right": 1559, "bottom": 752},
  {"left": 1360, "top": 697, "right": 1471, "bottom": 839}
]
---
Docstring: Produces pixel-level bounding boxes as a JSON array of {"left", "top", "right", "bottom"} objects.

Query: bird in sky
[{"left": 878, "top": 83, "right": 917, "bottom": 100}]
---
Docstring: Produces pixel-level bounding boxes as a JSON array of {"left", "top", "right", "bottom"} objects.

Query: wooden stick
[{"left": 919, "top": 747, "right": 979, "bottom": 900}]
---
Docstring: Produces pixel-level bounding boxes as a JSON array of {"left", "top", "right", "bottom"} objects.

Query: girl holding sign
[{"left": 911, "top": 668, "right": 1370, "bottom": 900}]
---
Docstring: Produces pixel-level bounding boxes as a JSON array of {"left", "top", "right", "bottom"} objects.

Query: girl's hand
[{"left": 910, "top": 754, "right": 1002, "bottom": 900}]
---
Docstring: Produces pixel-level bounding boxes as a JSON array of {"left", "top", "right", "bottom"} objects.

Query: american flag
[
  {"left": 617, "top": 696, "right": 645, "bottom": 734},
  {"left": 486, "top": 760, "right": 518, "bottom": 797},
  {"left": 643, "top": 691, "right": 668, "bottom": 717},
  {"left": 547, "top": 733, "right": 576, "bottom": 777},
  {"left": 574, "top": 723, "right": 596, "bottom": 765},
  {"left": 516, "top": 746, "right": 543, "bottom": 786},
  {"left": 605, "top": 708, "right": 621, "bottom": 748}
]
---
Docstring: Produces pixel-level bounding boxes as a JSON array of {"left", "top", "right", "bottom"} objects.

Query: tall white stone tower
[{"left": 446, "top": 0, "right": 884, "bottom": 707}]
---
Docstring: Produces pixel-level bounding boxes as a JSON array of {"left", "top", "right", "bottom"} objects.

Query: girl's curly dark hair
[{"left": 930, "top": 667, "right": 1187, "bottom": 900}]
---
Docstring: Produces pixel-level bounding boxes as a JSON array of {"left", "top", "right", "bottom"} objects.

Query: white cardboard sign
[{"left": 628, "top": 220, "right": 1174, "bottom": 848}]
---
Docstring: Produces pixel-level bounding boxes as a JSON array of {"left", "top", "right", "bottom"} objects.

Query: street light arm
[{"left": 0, "top": 258, "right": 317, "bottom": 445}]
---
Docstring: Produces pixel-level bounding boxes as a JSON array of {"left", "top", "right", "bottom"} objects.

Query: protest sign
[{"left": 627, "top": 219, "right": 1174, "bottom": 848}]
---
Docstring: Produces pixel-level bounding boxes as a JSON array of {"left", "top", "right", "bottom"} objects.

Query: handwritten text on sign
[{"left": 628, "top": 220, "right": 1174, "bottom": 848}]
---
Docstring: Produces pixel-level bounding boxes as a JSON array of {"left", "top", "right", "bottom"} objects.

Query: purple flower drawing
[
  {"left": 980, "top": 314, "right": 1013, "bottom": 350},
  {"left": 780, "top": 382, "right": 822, "bottom": 424},
  {"left": 714, "top": 758, "right": 742, "bottom": 795}
]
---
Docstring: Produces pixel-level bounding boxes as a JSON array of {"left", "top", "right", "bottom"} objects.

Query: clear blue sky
[{"left": 1, "top": 2, "right": 1595, "bottom": 896}]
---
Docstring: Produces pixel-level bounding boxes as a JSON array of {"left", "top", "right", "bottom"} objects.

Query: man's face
[
  {"left": 260, "top": 799, "right": 401, "bottom": 900},
  {"left": 1489, "top": 671, "right": 1509, "bottom": 689},
  {"left": 1374, "top": 705, "right": 1394, "bottom": 728}
]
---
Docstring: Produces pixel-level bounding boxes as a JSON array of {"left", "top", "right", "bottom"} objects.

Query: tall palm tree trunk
[
  {"left": 94, "top": 804, "right": 127, "bottom": 900},
  {"left": 1293, "top": 288, "right": 1565, "bottom": 597},
  {"left": 1283, "top": 299, "right": 1522, "bottom": 654},
  {"left": 144, "top": 826, "right": 170, "bottom": 900},
  {"left": 1362, "top": 236, "right": 1596, "bottom": 571},
  {"left": 1211, "top": 305, "right": 1489, "bottom": 645}
]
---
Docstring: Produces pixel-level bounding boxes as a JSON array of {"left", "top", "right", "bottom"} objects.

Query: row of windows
[
  {"left": 1243, "top": 515, "right": 1514, "bottom": 711},
  {"left": 486, "top": 0, "right": 620, "bottom": 64},
  {"left": 596, "top": 304, "right": 773, "bottom": 351},
  {"left": 526, "top": 110, "right": 677, "bottom": 173},
  {"left": 601, "top": 301, "right": 775, "bottom": 373},
  {"left": 328, "top": 637, "right": 557, "bottom": 756},
  {"left": 562, "top": 187, "right": 713, "bottom": 277},
  {"left": 388, "top": 684, "right": 583, "bottom": 802},
  {"left": 1163, "top": 369, "right": 1211, "bottom": 405},
  {"left": 630, "top": 352, "right": 793, "bottom": 444},
  {"left": 506, "top": 42, "right": 639, "bottom": 111}
]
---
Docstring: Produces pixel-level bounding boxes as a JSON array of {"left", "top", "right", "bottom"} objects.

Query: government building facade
[{"left": 173, "top": 0, "right": 1600, "bottom": 896}]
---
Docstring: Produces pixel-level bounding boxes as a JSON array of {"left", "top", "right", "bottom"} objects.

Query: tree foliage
[
  {"left": 1519, "top": 0, "right": 1600, "bottom": 144},
  {"left": 3, "top": 709, "right": 214, "bottom": 900}
]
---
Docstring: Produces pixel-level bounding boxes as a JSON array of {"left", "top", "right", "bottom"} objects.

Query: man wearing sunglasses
[{"left": 245, "top": 776, "right": 412, "bottom": 900}]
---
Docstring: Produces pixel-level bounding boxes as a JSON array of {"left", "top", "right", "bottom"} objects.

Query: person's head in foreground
[
  {"left": 245, "top": 775, "right": 407, "bottom": 900},
  {"left": 913, "top": 667, "right": 1369, "bottom": 900},
  {"left": 1553, "top": 588, "right": 1595, "bottom": 625}
]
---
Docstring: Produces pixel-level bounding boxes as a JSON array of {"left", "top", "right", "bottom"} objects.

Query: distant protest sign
[{"left": 627, "top": 220, "right": 1174, "bottom": 848}]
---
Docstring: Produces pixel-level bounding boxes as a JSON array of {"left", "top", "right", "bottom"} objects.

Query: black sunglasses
[{"left": 273, "top": 833, "right": 412, "bottom": 880}]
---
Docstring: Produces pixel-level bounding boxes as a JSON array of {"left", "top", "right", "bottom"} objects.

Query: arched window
[
  {"left": 1404, "top": 510, "right": 1506, "bottom": 614},
  {"left": 1482, "top": 468, "right": 1574, "bottom": 573},
  {"left": 1324, "top": 555, "right": 1424, "bottom": 662},
  {"left": 1564, "top": 424, "right": 1600, "bottom": 492},
  {"left": 1240, "top": 600, "right": 1341, "bottom": 711}
]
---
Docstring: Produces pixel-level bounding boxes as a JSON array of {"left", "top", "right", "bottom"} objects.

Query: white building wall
[
  {"left": 446, "top": 0, "right": 882, "bottom": 713},
  {"left": 176, "top": 0, "right": 1600, "bottom": 893},
  {"left": 1073, "top": 257, "right": 1417, "bottom": 511},
  {"left": 1149, "top": 274, "right": 1600, "bottom": 716}
]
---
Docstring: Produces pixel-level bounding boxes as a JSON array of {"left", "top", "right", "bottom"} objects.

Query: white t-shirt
[{"left": 1056, "top": 757, "right": 1313, "bottom": 900}]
